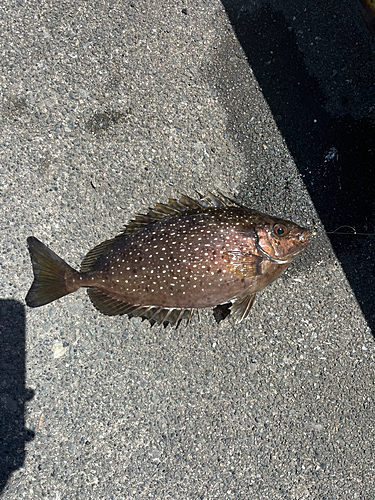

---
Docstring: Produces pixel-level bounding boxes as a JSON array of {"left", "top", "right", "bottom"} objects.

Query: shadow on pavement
[
  {"left": 0, "top": 300, "right": 34, "bottom": 494},
  {"left": 218, "top": 1, "right": 375, "bottom": 334}
]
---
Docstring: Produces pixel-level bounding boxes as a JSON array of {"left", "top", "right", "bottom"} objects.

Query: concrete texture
[{"left": 1, "top": 0, "right": 374, "bottom": 498}]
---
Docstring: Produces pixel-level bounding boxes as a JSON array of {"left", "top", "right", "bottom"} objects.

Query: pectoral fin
[{"left": 223, "top": 251, "right": 263, "bottom": 278}]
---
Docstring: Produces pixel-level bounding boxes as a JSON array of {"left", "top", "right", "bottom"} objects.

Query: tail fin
[{"left": 25, "top": 237, "right": 79, "bottom": 307}]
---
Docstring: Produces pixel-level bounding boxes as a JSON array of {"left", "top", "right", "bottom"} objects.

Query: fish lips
[{"left": 298, "top": 230, "right": 314, "bottom": 246}]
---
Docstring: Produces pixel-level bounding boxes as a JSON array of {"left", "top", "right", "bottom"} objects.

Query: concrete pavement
[{"left": 1, "top": 0, "right": 374, "bottom": 498}]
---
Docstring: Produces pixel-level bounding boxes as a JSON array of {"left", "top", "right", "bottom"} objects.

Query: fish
[{"left": 25, "top": 192, "right": 312, "bottom": 327}]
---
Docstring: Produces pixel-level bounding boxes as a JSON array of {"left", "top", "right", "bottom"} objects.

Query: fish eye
[{"left": 273, "top": 224, "right": 288, "bottom": 237}]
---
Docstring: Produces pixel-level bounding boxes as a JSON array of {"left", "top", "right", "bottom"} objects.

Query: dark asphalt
[{"left": 1, "top": 0, "right": 374, "bottom": 498}]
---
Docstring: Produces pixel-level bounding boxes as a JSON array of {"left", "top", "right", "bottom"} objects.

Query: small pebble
[
  {"left": 53, "top": 340, "right": 66, "bottom": 359},
  {"left": 248, "top": 362, "right": 258, "bottom": 374}
]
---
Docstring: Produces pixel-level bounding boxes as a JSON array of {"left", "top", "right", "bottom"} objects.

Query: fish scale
[
  {"left": 87, "top": 211, "right": 256, "bottom": 309},
  {"left": 25, "top": 192, "right": 312, "bottom": 327}
]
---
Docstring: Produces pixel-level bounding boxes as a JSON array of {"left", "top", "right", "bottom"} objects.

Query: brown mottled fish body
[{"left": 26, "top": 193, "right": 312, "bottom": 326}]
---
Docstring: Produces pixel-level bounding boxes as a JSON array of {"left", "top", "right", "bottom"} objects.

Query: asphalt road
[{"left": 1, "top": 0, "right": 374, "bottom": 499}]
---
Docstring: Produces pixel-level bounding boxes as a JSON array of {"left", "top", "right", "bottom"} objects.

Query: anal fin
[
  {"left": 87, "top": 288, "right": 195, "bottom": 327},
  {"left": 130, "top": 305, "right": 196, "bottom": 328},
  {"left": 87, "top": 288, "right": 137, "bottom": 316}
]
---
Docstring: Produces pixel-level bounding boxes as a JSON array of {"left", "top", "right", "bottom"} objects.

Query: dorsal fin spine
[
  {"left": 121, "top": 192, "right": 234, "bottom": 236},
  {"left": 82, "top": 192, "right": 237, "bottom": 271}
]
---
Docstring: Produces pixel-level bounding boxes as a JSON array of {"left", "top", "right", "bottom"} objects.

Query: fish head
[{"left": 254, "top": 217, "right": 312, "bottom": 264}]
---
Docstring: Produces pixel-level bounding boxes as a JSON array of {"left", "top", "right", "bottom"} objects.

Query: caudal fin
[{"left": 25, "top": 237, "right": 79, "bottom": 307}]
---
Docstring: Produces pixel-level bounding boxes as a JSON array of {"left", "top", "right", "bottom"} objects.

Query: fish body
[{"left": 26, "top": 193, "right": 311, "bottom": 326}]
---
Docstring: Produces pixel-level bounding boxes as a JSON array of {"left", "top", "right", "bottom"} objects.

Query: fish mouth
[
  {"left": 298, "top": 230, "right": 314, "bottom": 245},
  {"left": 298, "top": 229, "right": 316, "bottom": 246}
]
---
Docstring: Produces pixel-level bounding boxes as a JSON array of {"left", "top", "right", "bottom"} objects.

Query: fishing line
[{"left": 325, "top": 225, "right": 375, "bottom": 236}]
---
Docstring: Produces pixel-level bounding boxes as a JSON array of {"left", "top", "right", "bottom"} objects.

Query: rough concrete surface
[{"left": 1, "top": 0, "right": 374, "bottom": 499}]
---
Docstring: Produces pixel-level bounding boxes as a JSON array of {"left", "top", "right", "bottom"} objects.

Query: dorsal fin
[
  {"left": 122, "top": 191, "right": 236, "bottom": 235},
  {"left": 80, "top": 238, "right": 117, "bottom": 272},
  {"left": 81, "top": 192, "right": 238, "bottom": 271}
]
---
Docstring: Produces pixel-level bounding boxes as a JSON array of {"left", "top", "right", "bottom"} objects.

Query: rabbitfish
[{"left": 26, "top": 192, "right": 312, "bottom": 326}]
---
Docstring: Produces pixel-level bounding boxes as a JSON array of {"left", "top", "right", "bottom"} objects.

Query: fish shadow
[
  {"left": 215, "top": 1, "right": 375, "bottom": 335},
  {"left": 0, "top": 299, "right": 35, "bottom": 494}
]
